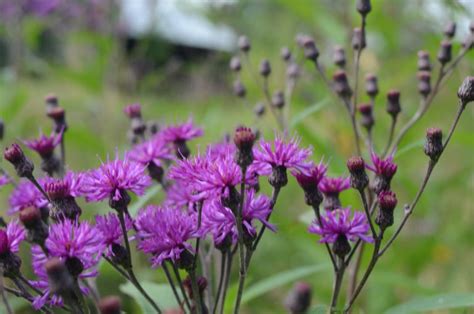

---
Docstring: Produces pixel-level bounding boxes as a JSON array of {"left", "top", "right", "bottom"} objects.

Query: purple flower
[
  {"left": 366, "top": 152, "right": 397, "bottom": 179},
  {"left": 0, "top": 220, "right": 26, "bottom": 255},
  {"left": 83, "top": 155, "right": 152, "bottom": 202},
  {"left": 201, "top": 189, "right": 274, "bottom": 247},
  {"left": 8, "top": 178, "right": 49, "bottom": 215},
  {"left": 254, "top": 136, "right": 313, "bottom": 173},
  {"left": 136, "top": 206, "right": 198, "bottom": 267},
  {"left": 164, "top": 181, "right": 196, "bottom": 212},
  {"left": 123, "top": 103, "right": 142, "bottom": 118},
  {"left": 95, "top": 213, "right": 132, "bottom": 257},
  {"left": 44, "top": 171, "right": 84, "bottom": 199},
  {"left": 128, "top": 135, "right": 174, "bottom": 167},
  {"left": 318, "top": 176, "right": 350, "bottom": 194},
  {"left": 0, "top": 174, "right": 11, "bottom": 188},
  {"left": 161, "top": 119, "right": 203, "bottom": 143},
  {"left": 23, "top": 130, "right": 62, "bottom": 157},
  {"left": 308, "top": 208, "right": 373, "bottom": 243},
  {"left": 292, "top": 162, "right": 327, "bottom": 191}
]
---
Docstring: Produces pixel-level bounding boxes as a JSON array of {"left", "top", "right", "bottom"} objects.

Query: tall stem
[
  {"left": 0, "top": 275, "right": 13, "bottom": 314},
  {"left": 219, "top": 250, "right": 233, "bottom": 314},
  {"left": 252, "top": 187, "right": 281, "bottom": 251},
  {"left": 171, "top": 262, "right": 192, "bottom": 312},
  {"left": 212, "top": 252, "right": 227, "bottom": 314},
  {"left": 330, "top": 257, "right": 346, "bottom": 313},
  {"left": 162, "top": 262, "right": 185, "bottom": 312}
]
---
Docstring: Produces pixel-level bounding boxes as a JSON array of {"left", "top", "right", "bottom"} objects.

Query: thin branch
[{"left": 162, "top": 262, "right": 186, "bottom": 313}]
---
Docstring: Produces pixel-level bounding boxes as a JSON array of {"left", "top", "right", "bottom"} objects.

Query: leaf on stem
[{"left": 384, "top": 292, "right": 474, "bottom": 314}]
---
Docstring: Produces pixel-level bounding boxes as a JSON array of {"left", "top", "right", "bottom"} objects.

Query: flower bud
[
  {"left": 233, "top": 80, "right": 246, "bottom": 98},
  {"left": 281, "top": 47, "right": 291, "bottom": 61},
  {"left": 47, "top": 106, "right": 68, "bottom": 133},
  {"left": 417, "top": 71, "right": 431, "bottom": 97},
  {"left": 234, "top": 126, "right": 256, "bottom": 168},
  {"left": 19, "top": 206, "right": 42, "bottom": 229},
  {"left": 386, "top": 90, "right": 401, "bottom": 118},
  {"left": 457, "top": 76, "right": 474, "bottom": 104},
  {"left": 65, "top": 256, "right": 84, "bottom": 278},
  {"left": 284, "top": 282, "right": 312, "bottom": 314},
  {"left": 229, "top": 56, "right": 241, "bottom": 72},
  {"left": 45, "top": 181, "right": 82, "bottom": 221},
  {"left": 148, "top": 162, "right": 165, "bottom": 184},
  {"left": 45, "top": 257, "right": 75, "bottom": 297},
  {"left": 20, "top": 206, "right": 49, "bottom": 247},
  {"left": 358, "top": 103, "right": 374, "bottom": 131},
  {"left": 333, "top": 234, "right": 351, "bottom": 258},
  {"left": 238, "top": 35, "right": 251, "bottom": 52},
  {"left": 347, "top": 156, "right": 369, "bottom": 191},
  {"left": 302, "top": 37, "right": 319, "bottom": 61},
  {"left": 424, "top": 128, "right": 443, "bottom": 161},
  {"left": 0, "top": 231, "right": 21, "bottom": 278},
  {"left": 45, "top": 94, "right": 58, "bottom": 110},
  {"left": 461, "top": 33, "right": 474, "bottom": 50},
  {"left": 470, "top": 21, "right": 474, "bottom": 34},
  {"left": 356, "top": 0, "right": 371, "bottom": 17},
  {"left": 108, "top": 189, "right": 131, "bottom": 213},
  {"left": 352, "top": 28, "right": 366, "bottom": 51},
  {"left": 99, "top": 296, "right": 122, "bottom": 314},
  {"left": 269, "top": 165, "right": 288, "bottom": 188},
  {"left": 437, "top": 40, "right": 452, "bottom": 65},
  {"left": 332, "top": 46, "right": 346, "bottom": 68},
  {"left": 443, "top": 21, "right": 456, "bottom": 39},
  {"left": 376, "top": 191, "right": 397, "bottom": 230},
  {"left": 417, "top": 51, "right": 431, "bottom": 71},
  {"left": 4, "top": 143, "right": 34, "bottom": 178},
  {"left": 271, "top": 91, "right": 285, "bottom": 109},
  {"left": 123, "top": 104, "right": 142, "bottom": 119},
  {"left": 287, "top": 63, "right": 301, "bottom": 79},
  {"left": 254, "top": 103, "right": 265, "bottom": 117},
  {"left": 365, "top": 73, "right": 378, "bottom": 97},
  {"left": 259, "top": 59, "right": 271, "bottom": 77},
  {"left": 333, "top": 70, "right": 352, "bottom": 98},
  {"left": 183, "top": 275, "right": 208, "bottom": 300}
]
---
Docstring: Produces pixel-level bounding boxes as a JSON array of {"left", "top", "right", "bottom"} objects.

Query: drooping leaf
[{"left": 384, "top": 292, "right": 474, "bottom": 314}]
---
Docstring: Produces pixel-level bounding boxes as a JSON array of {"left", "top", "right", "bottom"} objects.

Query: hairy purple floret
[
  {"left": 128, "top": 134, "right": 174, "bottom": 167},
  {"left": 161, "top": 118, "right": 203, "bottom": 143},
  {"left": 318, "top": 176, "right": 350, "bottom": 194},
  {"left": 8, "top": 178, "right": 49, "bottom": 215},
  {"left": 95, "top": 213, "right": 132, "bottom": 257},
  {"left": 308, "top": 208, "right": 373, "bottom": 243},
  {"left": 367, "top": 151, "right": 398, "bottom": 179},
  {"left": 23, "top": 130, "right": 62, "bottom": 156}
]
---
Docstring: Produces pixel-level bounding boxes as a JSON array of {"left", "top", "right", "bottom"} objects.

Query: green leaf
[
  {"left": 241, "top": 264, "right": 330, "bottom": 305},
  {"left": 120, "top": 281, "right": 180, "bottom": 313},
  {"left": 128, "top": 185, "right": 162, "bottom": 216},
  {"left": 290, "top": 99, "right": 330, "bottom": 127},
  {"left": 384, "top": 292, "right": 474, "bottom": 314},
  {"left": 308, "top": 304, "right": 327, "bottom": 314}
]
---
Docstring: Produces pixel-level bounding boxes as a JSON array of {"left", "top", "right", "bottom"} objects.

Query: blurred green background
[{"left": 0, "top": 0, "right": 473, "bottom": 313}]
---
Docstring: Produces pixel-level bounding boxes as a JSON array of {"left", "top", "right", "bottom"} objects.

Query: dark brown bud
[
  {"left": 65, "top": 256, "right": 84, "bottom": 278},
  {"left": 347, "top": 156, "right": 369, "bottom": 190},
  {"left": 376, "top": 191, "right": 397, "bottom": 230},
  {"left": 281, "top": 47, "right": 291, "bottom": 61},
  {"left": 295, "top": 34, "right": 309, "bottom": 47},
  {"left": 352, "top": 27, "right": 366, "bottom": 51},
  {"left": 417, "top": 71, "right": 431, "bottom": 97},
  {"left": 99, "top": 296, "right": 122, "bottom": 314},
  {"left": 443, "top": 21, "right": 456, "bottom": 39},
  {"left": 302, "top": 37, "right": 319, "bottom": 61},
  {"left": 47, "top": 106, "right": 68, "bottom": 133},
  {"left": 229, "top": 56, "right": 241, "bottom": 72},
  {"left": 365, "top": 74, "right": 378, "bottom": 97},
  {"left": 417, "top": 51, "right": 431, "bottom": 71},
  {"left": 333, "top": 70, "right": 352, "bottom": 98},
  {"left": 234, "top": 126, "right": 255, "bottom": 168},
  {"left": 233, "top": 80, "right": 246, "bottom": 98},
  {"left": 254, "top": 103, "right": 265, "bottom": 117},
  {"left": 356, "top": 0, "right": 371, "bottom": 17},
  {"left": 284, "top": 282, "right": 312, "bottom": 314},
  {"left": 470, "top": 21, "right": 474, "bottom": 33},
  {"left": 424, "top": 128, "right": 443, "bottom": 161},
  {"left": 238, "top": 35, "right": 251, "bottom": 52},
  {"left": 45, "top": 257, "right": 75, "bottom": 296},
  {"left": 457, "top": 76, "right": 474, "bottom": 104},
  {"left": 269, "top": 165, "right": 288, "bottom": 188},
  {"left": 183, "top": 275, "right": 208, "bottom": 300},
  {"left": 271, "top": 91, "right": 285, "bottom": 109},
  {"left": 259, "top": 59, "right": 271, "bottom": 77},
  {"left": 19, "top": 206, "right": 42, "bottom": 229},
  {"left": 333, "top": 46, "right": 346, "bottom": 68},
  {"left": 358, "top": 103, "right": 374, "bottom": 131},
  {"left": 45, "top": 94, "right": 58, "bottom": 108},
  {"left": 437, "top": 40, "right": 452, "bottom": 65},
  {"left": 4, "top": 144, "right": 34, "bottom": 178},
  {"left": 386, "top": 90, "right": 401, "bottom": 118},
  {"left": 462, "top": 33, "right": 474, "bottom": 50},
  {"left": 123, "top": 104, "right": 141, "bottom": 119}
]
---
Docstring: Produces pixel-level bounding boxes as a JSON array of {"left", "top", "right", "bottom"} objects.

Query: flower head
[
  {"left": 9, "top": 178, "right": 49, "bottom": 215},
  {"left": 95, "top": 213, "right": 132, "bottom": 257},
  {"left": 128, "top": 135, "right": 174, "bottom": 167},
  {"left": 201, "top": 189, "right": 274, "bottom": 247},
  {"left": 367, "top": 152, "right": 398, "bottom": 194},
  {"left": 136, "top": 206, "right": 198, "bottom": 267},
  {"left": 308, "top": 208, "right": 373, "bottom": 243},
  {"left": 0, "top": 220, "right": 25, "bottom": 255},
  {"left": 254, "top": 136, "right": 312, "bottom": 173},
  {"left": 83, "top": 155, "right": 152, "bottom": 203},
  {"left": 23, "top": 130, "right": 62, "bottom": 157},
  {"left": 292, "top": 162, "right": 327, "bottom": 192},
  {"left": 161, "top": 119, "right": 203, "bottom": 143},
  {"left": 124, "top": 103, "right": 142, "bottom": 119},
  {"left": 318, "top": 176, "right": 350, "bottom": 195},
  {"left": 44, "top": 171, "right": 84, "bottom": 200}
]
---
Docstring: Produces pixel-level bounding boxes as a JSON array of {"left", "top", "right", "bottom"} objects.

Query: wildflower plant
[{"left": 0, "top": 1, "right": 472, "bottom": 314}]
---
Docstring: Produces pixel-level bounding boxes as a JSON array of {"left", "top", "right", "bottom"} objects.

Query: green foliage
[
  {"left": 385, "top": 292, "right": 474, "bottom": 314},
  {"left": 120, "top": 281, "right": 182, "bottom": 313}
]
